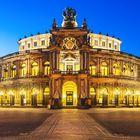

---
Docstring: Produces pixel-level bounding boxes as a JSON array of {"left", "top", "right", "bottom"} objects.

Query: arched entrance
[
  {"left": 31, "top": 88, "right": 39, "bottom": 107},
  {"left": 19, "top": 89, "right": 26, "bottom": 106},
  {"left": 62, "top": 81, "right": 77, "bottom": 106},
  {"left": 100, "top": 88, "right": 108, "bottom": 106}
]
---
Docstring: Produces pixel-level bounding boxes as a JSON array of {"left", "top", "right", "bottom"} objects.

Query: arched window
[
  {"left": 44, "top": 61, "right": 50, "bottom": 75},
  {"left": 90, "top": 63, "right": 96, "bottom": 76},
  {"left": 31, "top": 62, "right": 38, "bottom": 76},
  {"left": 101, "top": 62, "right": 108, "bottom": 76},
  {"left": 20, "top": 63, "right": 27, "bottom": 77},
  {"left": 3, "top": 65, "right": 8, "bottom": 79},
  {"left": 123, "top": 64, "right": 129, "bottom": 76},
  {"left": 90, "top": 87, "right": 96, "bottom": 95},
  {"left": 44, "top": 87, "right": 50, "bottom": 95},
  {"left": 99, "top": 87, "right": 108, "bottom": 106},
  {"left": 130, "top": 65, "right": 135, "bottom": 77},
  {"left": 113, "top": 63, "right": 120, "bottom": 75},
  {"left": 11, "top": 64, "right": 16, "bottom": 78}
]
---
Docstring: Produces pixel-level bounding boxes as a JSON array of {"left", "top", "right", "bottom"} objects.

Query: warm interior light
[
  {"left": 90, "top": 87, "right": 95, "bottom": 95},
  {"left": 63, "top": 94, "right": 66, "bottom": 98},
  {"left": 73, "top": 94, "right": 77, "bottom": 98},
  {"left": 0, "top": 91, "right": 4, "bottom": 95},
  {"left": 62, "top": 81, "right": 77, "bottom": 106},
  {"left": 8, "top": 91, "right": 14, "bottom": 95}
]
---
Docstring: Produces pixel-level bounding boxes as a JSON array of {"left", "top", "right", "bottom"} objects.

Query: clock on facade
[{"left": 62, "top": 37, "right": 77, "bottom": 49}]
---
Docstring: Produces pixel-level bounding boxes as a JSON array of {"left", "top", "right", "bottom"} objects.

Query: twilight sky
[{"left": 0, "top": 0, "right": 140, "bottom": 57}]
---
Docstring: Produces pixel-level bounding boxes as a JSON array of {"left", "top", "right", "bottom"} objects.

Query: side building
[{"left": 0, "top": 8, "right": 140, "bottom": 108}]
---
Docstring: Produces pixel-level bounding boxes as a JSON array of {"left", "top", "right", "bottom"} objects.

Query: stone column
[
  {"left": 109, "top": 58, "right": 113, "bottom": 77},
  {"left": 97, "top": 57, "right": 100, "bottom": 76},
  {"left": 27, "top": 58, "right": 30, "bottom": 77},
  {"left": 8, "top": 62, "right": 11, "bottom": 78},
  {"left": 49, "top": 52, "right": 53, "bottom": 73},
  {"left": 80, "top": 52, "right": 83, "bottom": 71},
  {"left": 120, "top": 60, "right": 123, "bottom": 76},
  {"left": 16, "top": 60, "right": 20, "bottom": 78},
  {"left": 39, "top": 58, "right": 43, "bottom": 76}
]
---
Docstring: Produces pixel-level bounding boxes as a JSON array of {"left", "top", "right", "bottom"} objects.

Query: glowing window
[
  {"left": 3, "top": 65, "right": 8, "bottom": 79},
  {"left": 11, "top": 64, "right": 16, "bottom": 78},
  {"left": 123, "top": 64, "right": 129, "bottom": 76},
  {"left": 101, "top": 62, "right": 108, "bottom": 76},
  {"left": 130, "top": 65, "right": 135, "bottom": 77},
  {"left": 20, "top": 63, "right": 27, "bottom": 77},
  {"left": 113, "top": 63, "right": 120, "bottom": 75},
  {"left": 44, "top": 61, "right": 50, "bottom": 75},
  {"left": 44, "top": 87, "right": 50, "bottom": 95},
  {"left": 31, "top": 62, "right": 38, "bottom": 76},
  {"left": 90, "top": 65, "right": 96, "bottom": 76},
  {"left": 90, "top": 87, "right": 96, "bottom": 95}
]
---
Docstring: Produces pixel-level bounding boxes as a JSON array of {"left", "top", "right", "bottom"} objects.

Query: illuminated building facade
[{"left": 0, "top": 8, "right": 140, "bottom": 108}]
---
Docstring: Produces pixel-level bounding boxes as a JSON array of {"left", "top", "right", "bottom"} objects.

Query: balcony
[
  {"left": 50, "top": 70, "right": 80, "bottom": 75},
  {"left": 61, "top": 71, "right": 79, "bottom": 75}
]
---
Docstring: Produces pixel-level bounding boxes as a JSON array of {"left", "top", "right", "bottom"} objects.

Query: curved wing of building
[{"left": 0, "top": 8, "right": 140, "bottom": 108}]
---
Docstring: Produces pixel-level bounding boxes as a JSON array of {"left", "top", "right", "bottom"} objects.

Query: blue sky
[{"left": 0, "top": 0, "right": 140, "bottom": 57}]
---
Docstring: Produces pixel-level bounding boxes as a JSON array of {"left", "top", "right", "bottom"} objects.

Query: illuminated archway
[
  {"left": 100, "top": 87, "right": 108, "bottom": 106},
  {"left": 31, "top": 62, "right": 38, "bottom": 76},
  {"left": 62, "top": 81, "right": 77, "bottom": 106},
  {"left": 101, "top": 62, "right": 108, "bottom": 76},
  {"left": 19, "top": 88, "right": 26, "bottom": 106}
]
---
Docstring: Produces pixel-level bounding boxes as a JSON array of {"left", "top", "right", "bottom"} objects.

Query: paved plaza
[{"left": 0, "top": 108, "right": 140, "bottom": 140}]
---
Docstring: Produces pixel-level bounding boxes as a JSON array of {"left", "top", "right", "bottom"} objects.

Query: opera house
[{"left": 0, "top": 8, "right": 140, "bottom": 108}]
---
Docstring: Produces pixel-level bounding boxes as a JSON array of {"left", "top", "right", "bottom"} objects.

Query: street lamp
[
  {"left": 136, "top": 91, "right": 140, "bottom": 107},
  {"left": 0, "top": 91, "right": 4, "bottom": 106},
  {"left": 114, "top": 89, "right": 120, "bottom": 106},
  {"left": 90, "top": 87, "right": 96, "bottom": 105},
  {"left": 8, "top": 91, "right": 14, "bottom": 106},
  {"left": 125, "top": 90, "right": 131, "bottom": 107},
  {"left": 20, "top": 89, "right": 26, "bottom": 105},
  {"left": 100, "top": 88, "right": 108, "bottom": 107},
  {"left": 32, "top": 88, "right": 39, "bottom": 107}
]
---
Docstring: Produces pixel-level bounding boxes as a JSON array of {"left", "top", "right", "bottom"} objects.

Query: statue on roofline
[
  {"left": 62, "top": 7, "right": 78, "bottom": 28},
  {"left": 63, "top": 7, "right": 76, "bottom": 21}
]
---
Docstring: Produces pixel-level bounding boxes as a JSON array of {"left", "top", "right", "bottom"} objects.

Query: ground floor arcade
[{"left": 0, "top": 79, "right": 140, "bottom": 108}]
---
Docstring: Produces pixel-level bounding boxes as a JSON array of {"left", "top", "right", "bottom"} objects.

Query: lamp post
[
  {"left": 100, "top": 88, "right": 108, "bottom": 107},
  {"left": 8, "top": 91, "right": 14, "bottom": 106},
  {"left": 125, "top": 90, "right": 131, "bottom": 107},
  {"left": 32, "top": 88, "right": 39, "bottom": 107},
  {"left": 0, "top": 91, "right": 4, "bottom": 106},
  {"left": 136, "top": 91, "right": 140, "bottom": 107},
  {"left": 90, "top": 88, "right": 96, "bottom": 105},
  {"left": 114, "top": 89, "right": 120, "bottom": 106},
  {"left": 20, "top": 89, "right": 25, "bottom": 106}
]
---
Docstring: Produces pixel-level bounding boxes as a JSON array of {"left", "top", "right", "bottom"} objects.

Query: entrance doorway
[
  {"left": 115, "top": 95, "right": 119, "bottom": 106},
  {"left": 62, "top": 81, "right": 77, "bottom": 107},
  {"left": 103, "top": 94, "right": 108, "bottom": 106},
  {"left": 32, "top": 94, "right": 37, "bottom": 106},
  {"left": 21, "top": 95, "right": 25, "bottom": 106},
  {"left": 10, "top": 95, "right": 14, "bottom": 106},
  {"left": 66, "top": 91, "right": 73, "bottom": 105}
]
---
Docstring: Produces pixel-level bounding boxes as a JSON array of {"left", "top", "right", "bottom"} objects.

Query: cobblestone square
[{"left": 0, "top": 108, "right": 140, "bottom": 140}]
